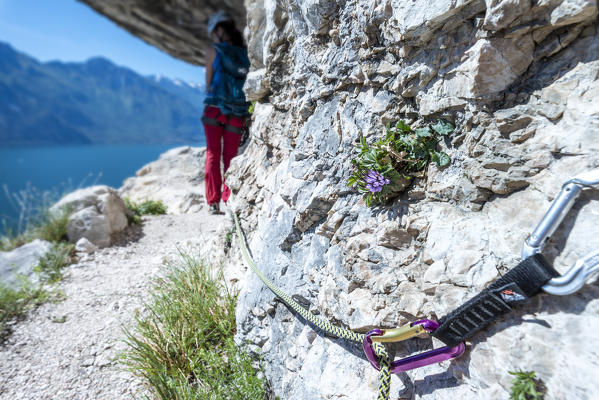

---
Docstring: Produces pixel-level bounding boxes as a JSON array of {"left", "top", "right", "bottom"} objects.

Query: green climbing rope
[{"left": 232, "top": 211, "right": 391, "bottom": 400}]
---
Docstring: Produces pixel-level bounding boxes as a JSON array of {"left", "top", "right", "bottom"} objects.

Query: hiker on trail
[{"left": 202, "top": 10, "right": 251, "bottom": 215}]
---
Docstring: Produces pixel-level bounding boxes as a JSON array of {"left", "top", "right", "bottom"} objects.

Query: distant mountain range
[
  {"left": 0, "top": 42, "right": 206, "bottom": 146},
  {"left": 149, "top": 75, "right": 206, "bottom": 111}
]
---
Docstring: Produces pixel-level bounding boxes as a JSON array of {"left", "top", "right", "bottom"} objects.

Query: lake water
[{"left": 0, "top": 143, "right": 205, "bottom": 234}]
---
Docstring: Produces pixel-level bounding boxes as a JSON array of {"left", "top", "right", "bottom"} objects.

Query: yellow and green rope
[{"left": 233, "top": 211, "right": 391, "bottom": 400}]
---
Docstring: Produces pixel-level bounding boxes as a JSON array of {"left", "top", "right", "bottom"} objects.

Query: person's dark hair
[{"left": 215, "top": 20, "right": 245, "bottom": 48}]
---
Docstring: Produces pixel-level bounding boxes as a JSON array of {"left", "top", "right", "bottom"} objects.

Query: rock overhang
[{"left": 77, "top": 0, "right": 247, "bottom": 66}]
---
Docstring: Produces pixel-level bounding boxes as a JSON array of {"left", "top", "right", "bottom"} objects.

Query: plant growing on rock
[
  {"left": 509, "top": 370, "right": 545, "bottom": 400},
  {"left": 347, "top": 119, "right": 454, "bottom": 206}
]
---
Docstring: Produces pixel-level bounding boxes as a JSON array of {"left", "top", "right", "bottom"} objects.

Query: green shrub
[
  {"left": 121, "top": 253, "right": 266, "bottom": 399},
  {"left": 34, "top": 206, "right": 71, "bottom": 243},
  {"left": 0, "top": 206, "right": 71, "bottom": 251},
  {"left": 1, "top": 182, "right": 77, "bottom": 249},
  {"left": 0, "top": 277, "right": 51, "bottom": 340},
  {"left": 0, "top": 191, "right": 75, "bottom": 339},
  {"left": 224, "top": 225, "right": 236, "bottom": 251},
  {"left": 34, "top": 242, "right": 75, "bottom": 284},
  {"left": 0, "top": 227, "right": 30, "bottom": 252},
  {"left": 347, "top": 119, "right": 454, "bottom": 206},
  {"left": 509, "top": 370, "right": 544, "bottom": 400},
  {"left": 0, "top": 241, "right": 73, "bottom": 339},
  {"left": 125, "top": 198, "right": 167, "bottom": 224}
]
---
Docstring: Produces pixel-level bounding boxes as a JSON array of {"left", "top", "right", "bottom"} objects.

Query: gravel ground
[{"left": 0, "top": 212, "right": 224, "bottom": 400}]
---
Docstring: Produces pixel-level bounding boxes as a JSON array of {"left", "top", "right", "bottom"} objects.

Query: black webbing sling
[{"left": 432, "top": 254, "right": 560, "bottom": 347}]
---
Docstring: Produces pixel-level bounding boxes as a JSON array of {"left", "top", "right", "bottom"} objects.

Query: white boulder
[
  {"left": 52, "top": 185, "right": 128, "bottom": 248},
  {"left": 0, "top": 239, "right": 52, "bottom": 289},
  {"left": 75, "top": 237, "right": 98, "bottom": 254},
  {"left": 120, "top": 146, "right": 206, "bottom": 214}
]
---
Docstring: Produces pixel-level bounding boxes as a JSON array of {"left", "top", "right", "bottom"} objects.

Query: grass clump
[
  {"left": 0, "top": 202, "right": 73, "bottom": 339},
  {"left": 0, "top": 186, "right": 76, "bottom": 339},
  {"left": 509, "top": 370, "right": 544, "bottom": 400},
  {"left": 0, "top": 242, "right": 72, "bottom": 339},
  {"left": 125, "top": 198, "right": 168, "bottom": 225},
  {"left": 0, "top": 279, "right": 52, "bottom": 340},
  {"left": 0, "top": 228, "right": 29, "bottom": 252},
  {"left": 121, "top": 253, "right": 266, "bottom": 399},
  {"left": 0, "top": 206, "right": 71, "bottom": 252},
  {"left": 224, "top": 225, "right": 236, "bottom": 252},
  {"left": 347, "top": 119, "right": 454, "bottom": 206},
  {"left": 33, "top": 207, "right": 71, "bottom": 244},
  {"left": 34, "top": 242, "right": 75, "bottom": 284},
  {"left": 1, "top": 181, "right": 75, "bottom": 250}
]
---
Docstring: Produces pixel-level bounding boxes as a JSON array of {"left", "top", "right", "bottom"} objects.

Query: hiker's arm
[{"left": 205, "top": 46, "right": 216, "bottom": 92}]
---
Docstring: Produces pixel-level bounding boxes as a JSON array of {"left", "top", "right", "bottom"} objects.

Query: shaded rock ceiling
[{"left": 78, "top": 0, "right": 246, "bottom": 66}]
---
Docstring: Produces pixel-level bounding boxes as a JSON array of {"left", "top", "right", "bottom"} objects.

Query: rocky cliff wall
[
  {"left": 80, "top": 0, "right": 599, "bottom": 398},
  {"left": 224, "top": 1, "right": 599, "bottom": 399}
]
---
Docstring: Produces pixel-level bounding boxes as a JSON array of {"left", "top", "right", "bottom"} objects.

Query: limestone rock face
[
  {"left": 53, "top": 186, "right": 128, "bottom": 248},
  {"left": 120, "top": 146, "right": 206, "bottom": 214},
  {"left": 0, "top": 240, "right": 52, "bottom": 289},
  {"left": 222, "top": 1, "right": 599, "bottom": 399},
  {"left": 78, "top": 0, "right": 246, "bottom": 65},
  {"left": 83, "top": 0, "right": 599, "bottom": 398}
]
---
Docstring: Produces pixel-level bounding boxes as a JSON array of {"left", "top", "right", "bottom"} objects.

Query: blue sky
[{"left": 0, "top": 0, "right": 204, "bottom": 83}]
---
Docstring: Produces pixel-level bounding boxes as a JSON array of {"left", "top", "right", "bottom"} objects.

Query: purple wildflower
[{"left": 364, "top": 170, "right": 390, "bottom": 193}]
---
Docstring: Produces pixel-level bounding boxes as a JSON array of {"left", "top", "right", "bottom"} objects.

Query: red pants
[{"left": 202, "top": 106, "right": 244, "bottom": 205}]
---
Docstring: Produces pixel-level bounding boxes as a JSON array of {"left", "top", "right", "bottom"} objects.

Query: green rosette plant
[
  {"left": 509, "top": 370, "right": 544, "bottom": 400},
  {"left": 347, "top": 119, "right": 454, "bottom": 206}
]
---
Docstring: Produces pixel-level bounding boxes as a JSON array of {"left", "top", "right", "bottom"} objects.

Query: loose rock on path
[{"left": 0, "top": 212, "right": 224, "bottom": 400}]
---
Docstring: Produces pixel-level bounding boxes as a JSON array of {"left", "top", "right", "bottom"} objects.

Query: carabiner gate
[
  {"left": 521, "top": 169, "right": 599, "bottom": 295},
  {"left": 363, "top": 319, "right": 465, "bottom": 373},
  {"left": 369, "top": 318, "right": 436, "bottom": 343}
]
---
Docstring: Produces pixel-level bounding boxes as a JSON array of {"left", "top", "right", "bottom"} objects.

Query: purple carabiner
[{"left": 362, "top": 319, "right": 466, "bottom": 373}]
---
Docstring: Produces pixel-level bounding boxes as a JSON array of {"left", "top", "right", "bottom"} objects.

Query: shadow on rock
[
  {"left": 542, "top": 189, "right": 599, "bottom": 266},
  {"left": 464, "top": 279, "right": 599, "bottom": 350},
  {"left": 110, "top": 223, "right": 144, "bottom": 247}
]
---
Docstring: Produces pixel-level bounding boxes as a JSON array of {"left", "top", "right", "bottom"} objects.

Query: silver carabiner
[{"left": 521, "top": 169, "right": 599, "bottom": 295}]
